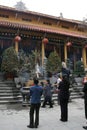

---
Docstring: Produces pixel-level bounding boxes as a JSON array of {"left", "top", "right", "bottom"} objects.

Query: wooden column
[
  {"left": 42, "top": 42, "right": 45, "bottom": 67},
  {"left": 15, "top": 41, "right": 18, "bottom": 53},
  {"left": 82, "top": 46, "right": 87, "bottom": 68},
  {"left": 14, "top": 36, "right": 21, "bottom": 54},
  {"left": 42, "top": 38, "right": 48, "bottom": 67},
  {"left": 64, "top": 43, "right": 67, "bottom": 62}
]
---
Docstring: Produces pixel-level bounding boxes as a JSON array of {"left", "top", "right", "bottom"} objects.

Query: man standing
[
  {"left": 27, "top": 79, "right": 43, "bottom": 128},
  {"left": 42, "top": 80, "right": 53, "bottom": 108}
]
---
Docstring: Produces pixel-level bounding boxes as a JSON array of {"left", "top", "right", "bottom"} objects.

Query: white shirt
[{"left": 57, "top": 77, "right": 62, "bottom": 84}]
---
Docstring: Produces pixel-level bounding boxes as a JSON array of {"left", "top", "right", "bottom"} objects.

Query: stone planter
[{"left": 4, "top": 72, "right": 14, "bottom": 80}]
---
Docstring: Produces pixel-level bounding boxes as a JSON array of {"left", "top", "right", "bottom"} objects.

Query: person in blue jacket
[{"left": 27, "top": 79, "right": 43, "bottom": 128}]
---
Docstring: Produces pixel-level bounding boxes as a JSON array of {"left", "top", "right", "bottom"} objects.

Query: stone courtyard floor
[{"left": 0, "top": 98, "right": 86, "bottom": 130}]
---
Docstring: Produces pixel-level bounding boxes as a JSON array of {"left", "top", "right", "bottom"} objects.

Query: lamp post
[{"left": 14, "top": 35, "right": 21, "bottom": 53}]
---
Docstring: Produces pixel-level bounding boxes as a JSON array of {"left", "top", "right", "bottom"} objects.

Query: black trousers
[
  {"left": 42, "top": 96, "right": 53, "bottom": 107},
  {"left": 60, "top": 100, "right": 68, "bottom": 121},
  {"left": 84, "top": 99, "right": 87, "bottom": 119},
  {"left": 29, "top": 103, "right": 40, "bottom": 127}
]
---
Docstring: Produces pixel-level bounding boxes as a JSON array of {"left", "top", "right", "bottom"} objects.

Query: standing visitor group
[{"left": 20, "top": 74, "right": 87, "bottom": 129}]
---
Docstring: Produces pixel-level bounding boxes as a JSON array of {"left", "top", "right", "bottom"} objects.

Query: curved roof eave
[{"left": 0, "top": 21, "right": 87, "bottom": 39}]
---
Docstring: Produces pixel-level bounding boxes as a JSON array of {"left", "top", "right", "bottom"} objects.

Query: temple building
[{"left": 0, "top": 5, "right": 87, "bottom": 70}]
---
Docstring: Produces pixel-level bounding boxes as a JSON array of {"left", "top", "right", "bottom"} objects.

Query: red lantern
[
  {"left": 42, "top": 38, "right": 49, "bottom": 44},
  {"left": 14, "top": 36, "right": 21, "bottom": 42},
  {"left": 66, "top": 42, "right": 72, "bottom": 47},
  {"left": 85, "top": 44, "right": 87, "bottom": 48}
]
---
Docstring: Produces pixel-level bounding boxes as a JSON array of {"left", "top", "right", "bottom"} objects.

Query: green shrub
[
  {"left": 46, "top": 51, "right": 62, "bottom": 74},
  {"left": 74, "top": 60, "right": 84, "bottom": 76},
  {"left": 1, "top": 47, "right": 19, "bottom": 73}
]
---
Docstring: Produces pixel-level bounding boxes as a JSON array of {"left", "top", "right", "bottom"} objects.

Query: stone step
[
  {"left": 0, "top": 78, "right": 22, "bottom": 104},
  {"left": 0, "top": 87, "right": 17, "bottom": 90},
  {"left": 0, "top": 77, "right": 84, "bottom": 104},
  {"left": 0, "top": 80, "right": 14, "bottom": 84},
  {"left": 0, "top": 73, "right": 23, "bottom": 103},
  {"left": 71, "top": 91, "right": 83, "bottom": 94},
  {"left": 71, "top": 93, "right": 83, "bottom": 97},
  {"left": 0, "top": 92, "right": 21, "bottom": 96},
  {"left": 0, "top": 84, "right": 15, "bottom": 88},
  {"left": 71, "top": 95, "right": 83, "bottom": 99},
  {"left": 0, "top": 89, "right": 20, "bottom": 93},
  {"left": 0, "top": 99, "right": 22, "bottom": 104},
  {"left": 0, "top": 95, "right": 22, "bottom": 100}
]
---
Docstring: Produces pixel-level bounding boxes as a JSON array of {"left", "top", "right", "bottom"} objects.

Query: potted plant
[
  {"left": 1, "top": 46, "right": 19, "bottom": 79},
  {"left": 73, "top": 60, "right": 85, "bottom": 76},
  {"left": 46, "top": 50, "right": 62, "bottom": 76}
]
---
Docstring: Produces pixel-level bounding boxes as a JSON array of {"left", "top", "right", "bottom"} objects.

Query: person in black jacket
[
  {"left": 82, "top": 76, "right": 87, "bottom": 129},
  {"left": 58, "top": 75, "right": 70, "bottom": 122}
]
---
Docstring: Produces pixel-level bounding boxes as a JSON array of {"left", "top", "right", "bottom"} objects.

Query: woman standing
[{"left": 58, "top": 75, "right": 70, "bottom": 122}]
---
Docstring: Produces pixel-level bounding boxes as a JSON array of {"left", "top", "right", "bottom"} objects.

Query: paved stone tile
[{"left": 0, "top": 98, "right": 86, "bottom": 130}]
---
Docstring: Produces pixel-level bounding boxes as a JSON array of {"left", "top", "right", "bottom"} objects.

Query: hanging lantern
[
  {"left": 66, "top": 42, "right": 72, "bottom": 47},
  {"left": 42, "top": 38, "right": 49, "bottom": 44},
  {"left": 85, "top": 44, "right": 87, "bottom": 48},
  {"left": 14, "top": 35, "right": 21, "bottom": 42},
  {"left": 67, "top": 42, "right": 72, "bottom": 52},
  {"left": 14, "top": 36, "right": 21, "bottom": 53}
]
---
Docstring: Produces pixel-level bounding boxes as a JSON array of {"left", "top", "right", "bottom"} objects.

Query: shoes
[
  {"left": 34, "top": 125, "right": 38, "bottom": 128},
  {"left": 27, "top": 125, "right": 34, "bottom": 128},
  {"left": 83, "top": 126, "right": 87, "bottom": 129},
  {"left": 41, "top": 106, "right": 45, "bottom": 108},
  {"left": 49, "top": 106, "right": 53, "bottom": 108},
  {"left": 27, "top": 125, "right": 38, "bottom": 128},
  {"left": 60, "top": 119, "right": 67, "bottom": 122}
]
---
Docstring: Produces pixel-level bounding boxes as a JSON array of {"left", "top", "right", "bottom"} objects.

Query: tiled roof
[
  {"left": 0, "top": 20, "right": 87, "bottom": 39},
  {"left": 0, "top": 5, "right": 82, "bottom": 24}
]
